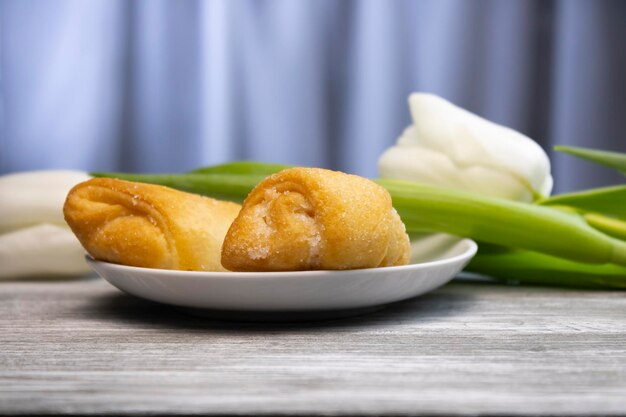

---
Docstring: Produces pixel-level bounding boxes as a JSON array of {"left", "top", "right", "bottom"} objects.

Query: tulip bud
[
  {"left": 0, "top": 170, "right": 91, "bottom": 279},
  {"left": 379, "top": 93, "right": 553, "bottom": 202}
]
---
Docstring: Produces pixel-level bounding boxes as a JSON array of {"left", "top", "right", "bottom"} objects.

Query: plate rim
[{"left": 85, "top": 238, "right": 477, "bottom": 278}]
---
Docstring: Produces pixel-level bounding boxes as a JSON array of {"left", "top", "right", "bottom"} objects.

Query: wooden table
[{"left": 1, "top": 278, "right": 625, "bottom": 416}]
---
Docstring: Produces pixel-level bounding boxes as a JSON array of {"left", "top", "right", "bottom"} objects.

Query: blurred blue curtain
[{"left": 1, "top": 0, "right": 625, "bottom": 192}]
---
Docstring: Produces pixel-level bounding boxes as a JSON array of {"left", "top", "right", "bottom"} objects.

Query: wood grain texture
[{"left": 0, "top": 278, "right": 625, "bottom": 416}]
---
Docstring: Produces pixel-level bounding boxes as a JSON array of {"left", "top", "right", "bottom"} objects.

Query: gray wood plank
[{"left": 0, "top": 279, "right": 625, "bottom": 416}]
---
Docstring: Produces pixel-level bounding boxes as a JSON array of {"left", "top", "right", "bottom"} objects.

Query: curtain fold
[{"left": 1, "top": 0, "right": 624, "bottom": 191}]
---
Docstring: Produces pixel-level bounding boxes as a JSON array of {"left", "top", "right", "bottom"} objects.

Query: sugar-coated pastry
[
  {"left": 221, "top": 167, "right": 410, "bottom": 271},
  {"left": 64, "top": 178, "right": 241, "bottom": 271}
]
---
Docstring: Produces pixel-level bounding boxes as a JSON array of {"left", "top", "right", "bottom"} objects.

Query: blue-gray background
[{"left": 1, "top": 0, "right": 625, "bottom": 192}]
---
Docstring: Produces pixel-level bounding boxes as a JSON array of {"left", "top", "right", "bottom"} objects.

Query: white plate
[{"left": 87, "top": 235, "right": 476, "bottom": 320}]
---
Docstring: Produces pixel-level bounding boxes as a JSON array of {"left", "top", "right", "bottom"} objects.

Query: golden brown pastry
[
  {"left": 64, "top": 178, "right": 241, "bottom": 271},
  {"left": 221, "top": 167, "right": 410, "bottom": 271}
]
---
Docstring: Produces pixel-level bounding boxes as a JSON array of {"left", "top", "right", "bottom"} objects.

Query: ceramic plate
[{"left": 87, "top": 235, "right": 476, "bottom": 320}]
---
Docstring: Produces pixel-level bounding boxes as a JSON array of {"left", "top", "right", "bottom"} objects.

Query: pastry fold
[
  {"left": 64, "top": 178, "right": 241, "bottom": 271},
  {"left": 221, "top": 168, "right": 410, "bottom": 271}
]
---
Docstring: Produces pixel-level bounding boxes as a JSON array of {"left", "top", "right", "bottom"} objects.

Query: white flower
[
  {"left": 378, "top": 93, "right": 553, "bottom": 202},
  {"left": 0, "top": 170, "right": 91, "bottom": 279}
]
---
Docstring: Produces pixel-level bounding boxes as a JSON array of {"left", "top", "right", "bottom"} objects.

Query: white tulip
[
  {"left": 378, "top": 93, "right": 553, "bottom": 202},
  {"left": 0, "top": 224, "right": 91, "bottom": 279},
  {"left": 0, "top": 170, "right": 91, "bottom": 279}
]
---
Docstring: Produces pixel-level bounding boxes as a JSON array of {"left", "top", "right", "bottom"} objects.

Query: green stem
[
  {"left": 189, "top": 161, "right": 292, "bottom": 176},
  {"left": 89, "top": 172, "right": 265, "bottom": 203},
  {"left": 378, "top": 179, "right": 626, "bottom": 267}
]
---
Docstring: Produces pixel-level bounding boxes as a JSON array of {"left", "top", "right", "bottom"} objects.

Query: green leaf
[
  {"left": 538, "top": 185, "right": 626, "bottom": 220},
  {"left": 555, "top": 145, "right": 626, "bottom": 175},
  {"left": 583, "top": 213, "right": 626, "bottom": 241},
  {"left": 467, "top": 246, "right": 626, "bottom": 289}
]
